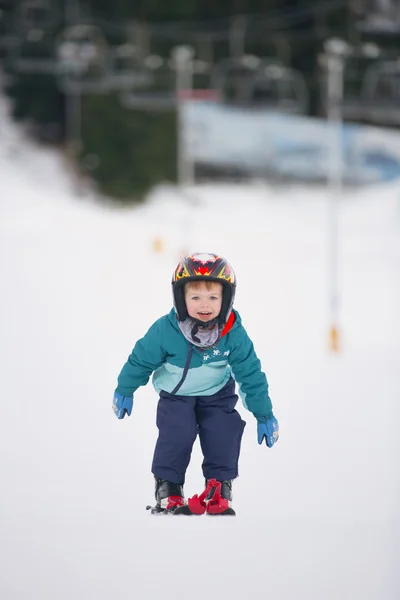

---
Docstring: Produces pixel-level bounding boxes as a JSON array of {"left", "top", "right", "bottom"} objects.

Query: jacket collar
[{"left": 168, "top": 307, "right": 241, "bottom": 334}]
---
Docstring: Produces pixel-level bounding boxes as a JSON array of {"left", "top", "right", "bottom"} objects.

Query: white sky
[{"left": 0, "top": 94, "right": 399, "bottom": 600}]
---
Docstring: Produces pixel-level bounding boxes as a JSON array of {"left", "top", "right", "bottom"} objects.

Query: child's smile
[{"left": 198, "top": 310, "right": 212, "bottom": 319}]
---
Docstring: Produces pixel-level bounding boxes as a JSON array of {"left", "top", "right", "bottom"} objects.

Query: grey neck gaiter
[{"left": 178, "top": 318, "right": 221, "bottom": 348}]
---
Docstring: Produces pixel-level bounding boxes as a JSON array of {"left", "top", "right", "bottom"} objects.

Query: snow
[{"left": 0, "top": 92, "right": 399, "bottom": 600}]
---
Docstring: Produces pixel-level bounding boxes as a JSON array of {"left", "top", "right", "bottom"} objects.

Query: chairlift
[
  {"left": 210, "top": 56, "right": 262, "bottom": 104},
  {"left": 55, "top": 24, "right": 109, "bottom": 87},
  {"left": 211, "top": 56, "right": 307, "bottom": 112},
  {"left": 106, "top": 44, "right": 154, "bottom": 91},
  {"left": 119, "top": 49, "right": 197, "bottom": 111},
  {"left": 252, "top": 61, "right": 308, "bottom": 113},
  {"left": 361, "top": 59, "right": 400, "bottom": 105}
]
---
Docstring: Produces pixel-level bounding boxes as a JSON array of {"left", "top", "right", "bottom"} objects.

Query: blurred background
[
  {"left": 1, "top": 0, "right": 400, "bottom": 198},
  {"left": 0, "top": 2, "right": 399, "bottom": 600}
]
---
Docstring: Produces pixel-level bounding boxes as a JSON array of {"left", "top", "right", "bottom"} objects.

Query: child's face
[{"left": 184, "top": 281, "right": 223, "bottom": 324}]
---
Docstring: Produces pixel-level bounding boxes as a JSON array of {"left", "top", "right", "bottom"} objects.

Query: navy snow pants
[{"left": 151, "top": 378, "right": 246, "bottom": 484}]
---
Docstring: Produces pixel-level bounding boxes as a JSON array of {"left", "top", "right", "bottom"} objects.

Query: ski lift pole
[
  {"left": 325, "top": 40, "right": 346, "bottom": 353},
  {"left": 63, "top": 0, "right": 81, "bottom": 161},
  {"left": 172, "top": 46, "right": 195, "bottom": 259},
  {"left": 173, "top": 45, "right": 195, "bottom": 189}
]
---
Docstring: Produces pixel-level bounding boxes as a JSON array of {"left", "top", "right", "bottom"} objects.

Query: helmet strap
[
  {"left": 191, "top": 323, "right": 201, "bottom": 344},
  {"left": 190, "top": 316, "right": 219, "bottom": 330}
]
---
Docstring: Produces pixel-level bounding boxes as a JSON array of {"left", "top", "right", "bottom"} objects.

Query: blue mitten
[
  {"left": 257, "top": 415, "right": 279, "bottom": 447},
  {"left": 112, "top": 392, "right": 133, "bottom": 419}
]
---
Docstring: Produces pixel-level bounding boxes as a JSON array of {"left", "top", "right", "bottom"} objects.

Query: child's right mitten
[{"left": 257, "top": 415, "right": 279, "bottom": 448}]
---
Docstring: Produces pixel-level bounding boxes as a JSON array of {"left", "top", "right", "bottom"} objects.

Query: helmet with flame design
[{"left": 172, "top": 252, "right": 236, "bottom": 325}]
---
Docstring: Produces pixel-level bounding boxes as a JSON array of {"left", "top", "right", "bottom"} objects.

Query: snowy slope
[{"left": 0, "top": 94, "right": 399, "bottom": 600}]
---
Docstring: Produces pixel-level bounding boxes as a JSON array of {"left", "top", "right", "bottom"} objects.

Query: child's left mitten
[{"left": 112, "top": 392, "right": 133, "bottom": 419}]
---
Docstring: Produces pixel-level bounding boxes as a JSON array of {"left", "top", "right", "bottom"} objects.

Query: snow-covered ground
[{"left": 0, "top": 93, "right": 399, "bottom": 600}]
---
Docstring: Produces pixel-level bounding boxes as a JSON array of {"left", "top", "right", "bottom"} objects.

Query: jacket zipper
[{"left": 171, "top": 344, "right": 194, "bottom": 395}]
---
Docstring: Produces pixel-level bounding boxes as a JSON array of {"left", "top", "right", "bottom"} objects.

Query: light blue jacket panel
[{"left": 116, "top": 308, "right": 273, "bottom": 422}]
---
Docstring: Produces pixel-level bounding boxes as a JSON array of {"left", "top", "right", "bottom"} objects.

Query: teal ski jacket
[{"left": 115, "top": 308, "right": 273, "bottom": 423}]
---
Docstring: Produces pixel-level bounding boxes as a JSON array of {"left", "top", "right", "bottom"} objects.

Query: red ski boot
[
  {"left": 205, "top": 479, "right": 236, "bottom": 516},
  {"left": 146, "top": 478, "right": 186, "bottom": 514},
  {"left": 173, "top": 478, "right": 236, "bottom": 516},
  {"left": 173, "top": 480, "right": 211, "bottom": 515}
]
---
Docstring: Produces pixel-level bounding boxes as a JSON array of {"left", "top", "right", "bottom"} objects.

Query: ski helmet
[{"left": 172, "top": 252, "right": 236, "bottom": 325}]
